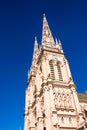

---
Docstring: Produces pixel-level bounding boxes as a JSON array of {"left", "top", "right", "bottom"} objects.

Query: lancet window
[
  {"left": 49, "top": 61, "right": 55, "bottom": 80},
  {"left": 69, "top": 117, "right": 71, "bottom": 124},
  {"left": 44, "top": 127, "right": 46, "bottom": 130},
  {"left": 61, "top": 117, "right": 64, "bottom": 123},
  {"left": 57, "top": 63, "right": 63, "bottom": 81}
]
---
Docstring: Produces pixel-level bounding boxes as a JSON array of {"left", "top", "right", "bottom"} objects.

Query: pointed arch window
[
  {"left": 57, "top": 63, "right": 63, "bottom": 81},
  {"left": 49, "top": 61, "right": 55, "bottom": 80}
]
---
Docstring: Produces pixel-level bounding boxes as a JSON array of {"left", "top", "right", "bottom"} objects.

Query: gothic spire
[{"left": 42, "top": 13, "right": 55, "bottom": 47}]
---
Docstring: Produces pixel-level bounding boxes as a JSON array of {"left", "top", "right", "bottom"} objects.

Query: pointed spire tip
[
  {"left": 34, "top": 35, "right": 38, "bottom": 46},
  {"left": 55, "top": 37, "right": 58, "bottom": 44},
  {"left": 35, "top": 36, "right": 37, "bottom": 41},
  {"left": 42, "top": 10, "right": 45, "bottom": 16}
]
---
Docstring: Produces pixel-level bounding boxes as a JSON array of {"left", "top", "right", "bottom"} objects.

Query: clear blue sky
[{"left": 0, "top": 0, "right": 87, "bottom": 130}]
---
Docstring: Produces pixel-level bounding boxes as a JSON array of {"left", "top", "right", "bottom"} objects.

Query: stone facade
[{"left": 24, "top": 14, "right": 87, "bottom": 130}]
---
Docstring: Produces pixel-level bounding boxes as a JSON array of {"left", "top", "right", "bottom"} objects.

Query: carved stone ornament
[{"left": 54, "top": 90, "right": 73, "bottom": 109}]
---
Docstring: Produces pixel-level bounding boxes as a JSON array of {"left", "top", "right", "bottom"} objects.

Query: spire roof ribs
[{"left": 42, "top": 14, "right": 55, "bottom": 47}]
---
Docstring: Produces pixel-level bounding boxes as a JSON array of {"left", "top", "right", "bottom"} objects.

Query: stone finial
[
  {"left": 58, "top": 39, "right": 63, "bottom": 52},
  {"left": 34, "top": 36, "right": 38, "bottom": 53},
  {"left": 42, "top": 14, "right": 55, "bottom": 47},
  {"left": 55, "top": 38, "right": 58, "bottom": 44},
  {"left": 55, "top": 38, "right": 63, "bottom": 52}
]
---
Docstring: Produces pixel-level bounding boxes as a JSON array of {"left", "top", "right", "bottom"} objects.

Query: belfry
[{"left": 24, "top": 14, "right": 87, "bottom": 130}]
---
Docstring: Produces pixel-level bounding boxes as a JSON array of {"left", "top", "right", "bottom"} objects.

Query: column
[
  {"left": 71, "top": 85, "right": 81, "bottom": 127},
  {"left": 24, "top": 89, "right": 30, "bottom": 130},
  {"left": 49, "top": 84, "right": 58, "bottom": 130},
  {"left": 71, "top": 85, "right": 80, "bottom": 112},
  {"left": 37, "top": 118, "right": 43, "bottom": 130},
  {"left": 36, "top": 97, "right": 43, "bottom": 130},
  {"left": 29, "top": 109, "right": 35, "bottom": 130},
  {"left": 49, "top": 84, "right": 55, "bottom": 112},
  {"left": 42, "top": 54, "right": 47, "bottom": 79},
  {"left": 24, "top": 115, "right": 28, "bottom": 130},
  {"left": 65, "top": 59, "right": 74, "bottom": 83},
  {"left": 43, "top": 84, "right": 53, "bottom": 130}
]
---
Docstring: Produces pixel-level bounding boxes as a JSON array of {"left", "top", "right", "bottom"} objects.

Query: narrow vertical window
[
  {"left": 49, "top": 62, "right": 55, "bottom": 80},
  {"left": 61, "top": 117, "right": 64, "bottom": 123},
  {"left": 69, "top": 117, "right": 71, "bottom": 124},
  {"left": 44, "top": 127, "right": 46, "bottom": 130},
  {"left": 57, "top": 64, "right": 63, "bottom": 81}
]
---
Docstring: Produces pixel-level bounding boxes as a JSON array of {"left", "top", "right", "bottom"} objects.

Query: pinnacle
[
  {"left": 34, "top": 36, "right": 39, "bottom": 54},
  {"left": 34, "top": 36, "right": 38, "bottom": 45},
  {"left": 32, "top": 36, "right": 39, "bottom": 67},
  {"left": 43, "top": 12, "right": 45, "bottom": 17}
]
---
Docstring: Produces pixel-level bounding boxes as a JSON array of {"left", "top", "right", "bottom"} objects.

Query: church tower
[{"left": 24, "top": 14, "right": 86, "bottom": 130}]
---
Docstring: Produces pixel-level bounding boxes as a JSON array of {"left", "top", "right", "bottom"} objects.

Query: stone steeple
[
  {"left": 24, "top": 14, "right": 87, "bottom": 130},
  {"left": 42, "top": 13, "right": 55, "bottom": 47}
]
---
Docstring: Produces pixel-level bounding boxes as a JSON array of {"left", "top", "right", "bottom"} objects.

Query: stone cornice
[
  {"left": 42, "top": 45, "right": 64, "bottom": 55},
  {"left": 56, "top": 107, "right": 75, "bottom": 112}
]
